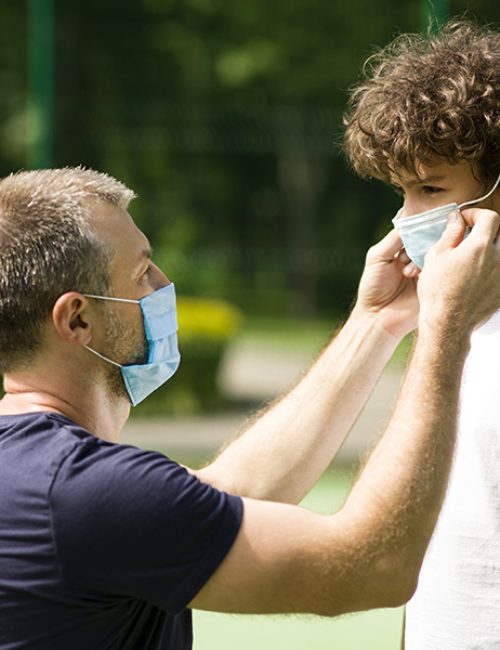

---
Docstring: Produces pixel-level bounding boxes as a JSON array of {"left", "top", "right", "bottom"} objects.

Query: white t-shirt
[{"left": 405, "top": 311, "right": 500, "bottom": 649}]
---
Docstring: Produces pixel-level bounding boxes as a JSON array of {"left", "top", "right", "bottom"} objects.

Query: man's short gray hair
[{"left": 0, "top": 167, "right": 136, "bottom": 373}]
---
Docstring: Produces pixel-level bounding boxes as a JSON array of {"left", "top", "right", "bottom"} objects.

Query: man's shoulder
[
  {"left": 0, "top": 410, "right": 93, "bottom": 449},
  {"left": 0, "top": 411, "right": 189, "bottom": 500},
  {"left": 47, "top": 417, "right": 243, "bottom": 614},
  {"left": 0, "top": 411, "right": 97, "bottom": 486},
  {"left": 45, "top": 415, "right": 204, "bottom": 525}
]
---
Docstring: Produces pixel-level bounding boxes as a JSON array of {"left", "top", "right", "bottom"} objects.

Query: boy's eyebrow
[{"left": 404, "top": 175, "right": 446, "bottom": 188}]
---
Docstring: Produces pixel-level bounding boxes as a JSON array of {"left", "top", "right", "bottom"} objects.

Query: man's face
[
  {"left": 89, "top": 201, "right": 170, "bottom": 401},
  {"left": 91, "top": 200, "right": 169, "bottom": 302},
  {"left": 392, "top": 159, "right": 500, "bottom": 218}
]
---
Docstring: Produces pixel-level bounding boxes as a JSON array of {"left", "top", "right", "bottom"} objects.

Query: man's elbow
[
  {"left": 329, "top": 552, "right": 420, "bottom": 616},
  {"left": 371, "top": 554, "right": 420, "bottom": 608},
  {"left": 381, "top": 571, "right": 418, "bottom": 608},
  {"left": 310, "top": 564, "right": 417, "bottom": 618}
]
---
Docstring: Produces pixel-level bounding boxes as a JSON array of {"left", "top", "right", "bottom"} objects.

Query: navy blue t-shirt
[{"left": 0, "top": 412, "right": 243, "bottom": 649}]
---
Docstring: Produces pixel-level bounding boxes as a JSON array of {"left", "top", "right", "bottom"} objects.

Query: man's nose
[{"left": 151, "top": 263, "right": 170, "bottom": 290}]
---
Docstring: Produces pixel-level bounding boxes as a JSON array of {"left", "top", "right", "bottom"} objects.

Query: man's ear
[{"left": 51, "top": 292, "right": 94, "bottom": 346}]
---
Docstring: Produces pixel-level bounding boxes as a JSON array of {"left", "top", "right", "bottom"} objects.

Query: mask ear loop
[
  {"left": 83, "top": 294, "right": 139, "bottom": 304},
  {"left": 82, "top": 294, "right": 140, "bottom": 368},
  {"left": 85, "top": 345, "right": 124, "bottom": 368},
  {"left": 459, "top": 172, "right": 500, "bottom": 209}
]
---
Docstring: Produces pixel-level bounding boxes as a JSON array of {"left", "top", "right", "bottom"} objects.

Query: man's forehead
[{"left": 90, "top": 201, "right": 150, "bottom": 263}]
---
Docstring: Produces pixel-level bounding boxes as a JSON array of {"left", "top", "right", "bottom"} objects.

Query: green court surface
[{"left": 194, "top": 469, "right": 404, "bottom": 650}]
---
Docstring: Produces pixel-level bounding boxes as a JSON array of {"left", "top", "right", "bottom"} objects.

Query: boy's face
[{"left": 392, "top": 159, "right": 500, "bottom": 218}]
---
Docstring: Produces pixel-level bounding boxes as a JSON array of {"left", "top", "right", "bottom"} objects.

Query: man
[
  {"left": 343, "top": 18, "right": 500, "bottom": 649},
  {"left": 0, "top": 166, "right": 499, "bottom": 650}
]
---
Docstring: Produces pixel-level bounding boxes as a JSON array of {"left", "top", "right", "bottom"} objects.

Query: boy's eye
[{"left": 421, "top": 185, "right": 443, "bottom": 195}]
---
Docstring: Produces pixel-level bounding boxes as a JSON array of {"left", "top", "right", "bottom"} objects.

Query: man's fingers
[
  {"left": 368, "top": 228, "right": 404, "bottom": 262},
  {"left": 434, "top": 209, "right": 466, "bottom": 249},
  {"left": 368, "top": 230, "right": 419, "bottom": 277},
  {"left": 461, "top": 208, "right": 500, "bottom": 244},
  {"left": 394, "top": 248, "right": 420, "bottom": 276},
  {"left": 402, "top": 262, "right": 420, "bottom": 278},
  {"left": 397, "top": 249, "right": 411, "bottom": 265}
]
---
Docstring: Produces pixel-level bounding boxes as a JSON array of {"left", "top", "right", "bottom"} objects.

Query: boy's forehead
[{"left": 391, "top": 159, "right": 474, "bottom": 185}]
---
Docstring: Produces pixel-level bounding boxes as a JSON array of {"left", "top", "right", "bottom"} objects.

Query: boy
[{"left": 343, "top": 19, "right": 500, "bottom": 649}]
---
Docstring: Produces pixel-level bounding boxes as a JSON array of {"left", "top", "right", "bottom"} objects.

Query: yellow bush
[{"left": 177, "top": 297, "right": 243, "bottom": 342}]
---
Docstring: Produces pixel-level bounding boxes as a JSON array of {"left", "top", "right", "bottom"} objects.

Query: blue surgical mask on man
[
  {"left": 84, "top": 283, "right": 181, "bottom": 406},
  {"left": 392, "top": 172, "right": 500, "bottom": 269}
]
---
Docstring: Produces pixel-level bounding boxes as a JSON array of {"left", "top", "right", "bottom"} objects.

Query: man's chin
[
  {"left": 104, "top": 367, "right": 131, "bottom": 406},
  {"left": 129, "top": 354, "right": 148, "bottom": 366}
]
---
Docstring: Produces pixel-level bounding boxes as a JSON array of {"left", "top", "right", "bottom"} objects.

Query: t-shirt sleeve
[{"left": 49, "top": 439, "right": 243, "bottom": 613}]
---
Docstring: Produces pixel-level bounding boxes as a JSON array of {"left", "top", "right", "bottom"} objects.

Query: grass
[{"left": 193, "top": 469, "right": 404, "bottom": 650}]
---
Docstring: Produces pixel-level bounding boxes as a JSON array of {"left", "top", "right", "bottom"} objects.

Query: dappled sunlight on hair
[{"left": 343, "top": 20, "right": 500, "bottom": 186}]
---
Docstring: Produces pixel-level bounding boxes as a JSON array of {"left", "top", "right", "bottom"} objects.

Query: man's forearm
[
  {"left": 190, "top": 324, "right": 475, "bottom": 617},
  {"left": 196, "top": 309, "right": 401, "bottom": 503},
  {"left": 332, "top": 324, "right": 469, "bottom": 608}
]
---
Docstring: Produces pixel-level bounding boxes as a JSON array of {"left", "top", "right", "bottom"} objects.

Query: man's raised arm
[
  {"left": 196, "top": 227, "right": 419, "bottom": 503},
  {"left": 190, "top": 210, "right": 500, "bottom": 616}
]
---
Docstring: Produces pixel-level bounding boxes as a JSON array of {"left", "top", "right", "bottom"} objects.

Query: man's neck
[{"left": 0, "top": 376, "right": 130, "bottom": 443}]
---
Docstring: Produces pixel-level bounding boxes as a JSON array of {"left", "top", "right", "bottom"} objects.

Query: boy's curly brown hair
[{"left": 343, "top": 19, "right": 500, "bottom": 185}]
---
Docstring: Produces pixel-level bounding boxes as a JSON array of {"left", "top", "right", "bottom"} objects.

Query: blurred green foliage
[{"left": 1, "top": 0, "right": 500, "bottom": 321}]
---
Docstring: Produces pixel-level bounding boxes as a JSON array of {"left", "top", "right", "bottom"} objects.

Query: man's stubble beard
[{"left": 102, "top": 306, "right": 148, "bottom": 404}]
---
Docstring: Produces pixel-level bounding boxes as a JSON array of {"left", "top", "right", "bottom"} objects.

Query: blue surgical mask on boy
[
  {"left": 392, "top": 172, "right": 500, "bottom": 269},
  {"left": 84, "top": 283, "right": 181, "bottom": 406}
]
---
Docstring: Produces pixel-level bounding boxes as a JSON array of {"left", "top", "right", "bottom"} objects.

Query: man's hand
[
  {"left": 353, "top": 229, "right": 419, "bottom": 339},
  {"left": 418, "top": 208, "right": 500, "bottom": 334}
]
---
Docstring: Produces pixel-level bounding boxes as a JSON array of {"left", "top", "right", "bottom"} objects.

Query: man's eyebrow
[{"left": 135, "top": 245, "right": 153, "bottom": 269}]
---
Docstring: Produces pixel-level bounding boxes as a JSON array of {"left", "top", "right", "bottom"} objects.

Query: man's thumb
[{"left": 440, "top": 209, "right": 466, "bottom": 247}]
